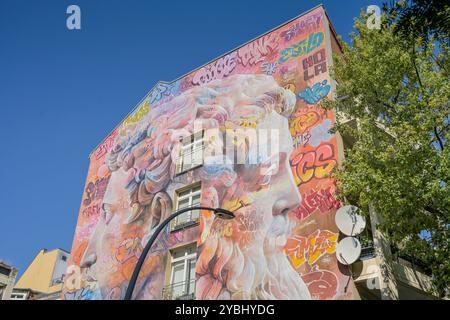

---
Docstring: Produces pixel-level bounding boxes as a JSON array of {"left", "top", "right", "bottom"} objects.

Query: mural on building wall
[{"left": 63, "top": 6, "right": 355, "bottom": 300}]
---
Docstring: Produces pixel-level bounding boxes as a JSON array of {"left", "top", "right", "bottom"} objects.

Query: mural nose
[{"left": 80, "top": 252, "right": 97, "bottom": 269}]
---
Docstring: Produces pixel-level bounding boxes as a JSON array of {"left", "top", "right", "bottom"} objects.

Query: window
[
  {"left": 357, "top": 211, "right": 375, "bottom": 260},
  {"left": 171, "top": 184, "right": 201, "bottom": 231},
  {"left": 0, "top": 286, "right": 5, "bottom": 300},
  {"left": 51, "top": 274, "right": 65, "bottom": 286},
  {"left": 61, "top": 255, "right": 67, "bottom": 262},
  {"left": 0, "top": 266, "right": 11, "bottom": 277},
  {"left": 163, "top": 245, "right": 197, "bottom": 300},
  {"left": 10, "top": 293, "right": 27, "bottom": 300},
  {"left": 177, "top": 131, "right": 204, "bottom": 174}
]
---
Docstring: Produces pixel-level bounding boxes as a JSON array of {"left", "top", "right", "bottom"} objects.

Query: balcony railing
[
  {"left": 162, "top": 279, "right": 196, "bottom": 300},
  {"left": 359, "top": 245, "right": 376, "bottom": 260},
  {"left": 390, "top": 245, "right": 433, "bottom": 276}
]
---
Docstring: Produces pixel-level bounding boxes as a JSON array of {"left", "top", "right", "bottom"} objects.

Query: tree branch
[
  {"left": 434, "top": 126, "right": 445, "bottom": 151},
  {"left": 412, "top": 46, "right": 423, "bottom": 87}
]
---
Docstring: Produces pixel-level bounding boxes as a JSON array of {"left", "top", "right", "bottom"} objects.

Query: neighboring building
[
  {"left": 10, "top": 288, "right": 42, "bottom": 300},
  {"left": 336, "top": 121, "right": 438, "bottom": 300},
  {"left": 63, "top": 5, "right": 439, "bottom": 300},
  {"left": 14, "top": 248, "right": 70, "bottom": 299},
  {"left": 0, "top": 261, "right": 18, "bottom": 300}
]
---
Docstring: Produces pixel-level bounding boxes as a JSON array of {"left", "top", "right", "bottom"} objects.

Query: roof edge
[{"left": 88, "top": 4, "right": 326, "bottom": 158}]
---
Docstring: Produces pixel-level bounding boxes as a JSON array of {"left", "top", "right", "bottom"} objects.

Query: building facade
[
  {"left": 0, "top": 262, "right": 18, "bottom": 300},
  {"left": 63, "top": 5, "right": 354, "bottom": 300},
  {"left": 63, "top": 5, "right": 436, "bottom": 300},
  {"left": 14, "top": 248, "right": 70, "bottom": 299},
  {"left": 10, "top": 288, "right": 42, "bottom": 300}
]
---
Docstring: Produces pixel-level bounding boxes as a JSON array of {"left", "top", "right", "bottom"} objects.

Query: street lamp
[{"left": 124, "top": 206, "right": 235, "bottom": 300}]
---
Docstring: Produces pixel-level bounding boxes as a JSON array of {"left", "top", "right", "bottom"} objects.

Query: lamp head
[{"left": 213, "top": 208, "right": 235, "bottom": 220}]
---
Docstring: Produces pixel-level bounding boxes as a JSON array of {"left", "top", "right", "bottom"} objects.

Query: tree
[
  {"left": 385, "top": 0, "right": 450, "bottom": 44},
  {"left": 323, "top": 10, "right": 450, "bottom": 297}
]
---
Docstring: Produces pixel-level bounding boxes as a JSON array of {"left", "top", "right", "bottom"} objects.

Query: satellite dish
[
  {"left": 336, "top": 236, "right": 361, "bottom": 265},
  {"left": 335, "top": 205, "right": 366, "bottom": 236}
]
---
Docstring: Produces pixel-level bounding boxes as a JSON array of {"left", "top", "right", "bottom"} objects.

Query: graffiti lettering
[
  {"left": 82, "top": 204, "right": 100, "bottom": 218},
  {"left": 291, "top": 143, "right": 336, "bottom": 185},
  {"left": 302, "top": 268, "right": 338, "bottom": 300},
  {"left": 238, "top": 33, "right": 279, "bottom": 67},
  {"left": 148, "top": 82, "right": 180, "bottom": 105},
  {"left": 64, "top": 287, "right": 94, "bottom": 300},
  {"left": 120, "top": 100, "right": 150, "bottom": 136},
  {"left": 292, "top": 132, "right": 311, "bottom": 148},
  {"left": 83, "top": 176, "right": 110, "bottom": 206},
  {"left": 280, "top": 13, "right": 323, "bottom": 42},
  {"left": 302, "top": 48, "right": 327, "bottom": 81},
  {"left": 298, "top": 80, "right": 330, "bottom": 105},
  {"left": 289, "top": 111, "right": 320, "bottom": 136},
  {"left": 285, "top": 229, "right": 338, "bottom": 268},
  {"left": 237, "top": 210, "right": 262, "bottom": 233},
  {"left": 278, "top": 32, "right": 324, "bottom": 64},
  {"left": 192, "top": 52, "right": 237, "bottom": 85},
  {"left": 293, "top": 186, "right": 341, "bottom": 220},
  {"left": 260, "top": 62, "right": 278, "bottom": 75},
  {"left": 210, "top": 221, "right": 233, "bottom": 238},
  {"left": 95, "top": 131, "right": 118, "bottom": 160}
]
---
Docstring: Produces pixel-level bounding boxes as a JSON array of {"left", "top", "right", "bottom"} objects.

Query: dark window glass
[{"left": 0, "top": 266, "right": 11, "bottom": 276}]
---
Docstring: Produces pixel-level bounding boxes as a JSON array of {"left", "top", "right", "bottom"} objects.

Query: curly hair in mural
[{"left": 77, "top": 73, "right": 311, "bottom": 300}]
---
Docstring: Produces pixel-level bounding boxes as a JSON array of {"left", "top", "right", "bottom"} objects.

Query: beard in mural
[{"left": 78, "top": 73, "right": 311, "bottom": 300}]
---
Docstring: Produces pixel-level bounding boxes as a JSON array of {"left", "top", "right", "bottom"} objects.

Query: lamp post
[{"left": 124, "top": 206, "right": 235, "bottom": 300}]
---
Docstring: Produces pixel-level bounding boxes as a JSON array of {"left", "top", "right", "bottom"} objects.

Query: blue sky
[{"left": 0, "top": 0, "right": 384, "bottom": 276}]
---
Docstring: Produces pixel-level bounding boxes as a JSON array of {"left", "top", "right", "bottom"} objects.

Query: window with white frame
[
  {"left": 172, "top": 184, "right": 201, "bottom": 230},
  {"left": 164, "top": 244, "right": 197, "bottom": 300},
  {"left": 10, "top": 292, "right": 27, "bottom": 300},
  {"left": 177, "top": 131, "right": 204, "bottom": 174},
  {"left": 0, "top": 286, "right": 5, "bottom": 300}
]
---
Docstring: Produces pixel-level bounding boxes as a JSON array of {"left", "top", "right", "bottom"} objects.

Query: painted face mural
[{"left": 64, "top": 6, "right": 355, "bottom": 300}]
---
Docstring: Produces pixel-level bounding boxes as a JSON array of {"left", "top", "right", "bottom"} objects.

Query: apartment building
[
  {"left": 0, "top": 261, "right": 18, "bottom": 300},
  {"left": 62, "top": 5, "right": 438, "bottom": 300},
  {"left": 14, "top": 248, "right": 70, "bottom": 299}
]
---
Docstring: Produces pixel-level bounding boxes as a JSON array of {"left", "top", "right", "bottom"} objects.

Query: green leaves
[{"left": 324, "top": 8, "right": 450, "bottom": 297}]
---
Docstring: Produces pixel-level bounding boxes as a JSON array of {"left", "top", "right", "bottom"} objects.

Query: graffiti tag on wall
[
  {"left": 303, "top": 48, "right": 327, "bottom": 81},
  {"left": 192, "top": 52, "right": 237, "bottom": 85},
  {"left": 280, "top": 12, "right": 323, "bottom": 42},
  {"left": 298, "top": 80, "right": 331, "bottom": 104},
  {"left": 285, "top": 229, "right": 338, "bottom": 268},
  {"left": 95, "top": 131, "right": 118, "bottom": 160},
  {"left": 293, "top": 186, "right": 341, "bottom": 220},
  {"left": 291, "top": 143, "right": 337, "bottom": 185},
  {"left": 237, "top": 33, "right": 279, "bottom": 66},
  {"left": 278, "top": 32, "right": 324, "bottom": 64}
]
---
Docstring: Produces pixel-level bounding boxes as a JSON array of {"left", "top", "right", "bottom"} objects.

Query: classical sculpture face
[{"left": 78, "top": 74, "right": 311, "bottom": 300}]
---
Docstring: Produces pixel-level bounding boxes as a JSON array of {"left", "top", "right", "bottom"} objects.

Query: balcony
[
  {"left": 162, "top": 279, "right": 196, "bottom": 300},
  {"left": 359, "top": 245, "right": 376, "bottom": 260}
]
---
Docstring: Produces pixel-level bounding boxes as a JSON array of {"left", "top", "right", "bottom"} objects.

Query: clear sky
[{"left": 0, "top": 0, "right": 384, "bottom": 276}]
